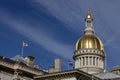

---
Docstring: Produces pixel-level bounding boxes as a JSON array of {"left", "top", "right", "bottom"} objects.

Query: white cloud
[
  {"left": 29, "top": 0, "right": 120, "bottom": 41},
  {"left": 27, "top": 0, "right": 120, "bottom": 67},
  {"left": 1, "top": 0, "right": 120, "bottom": 68},
  {"left": 28, "top": 0, "right": 84, "bottom": 33},
  {"left": 0, "top": 10, "right": 73, "bottom": 60}
]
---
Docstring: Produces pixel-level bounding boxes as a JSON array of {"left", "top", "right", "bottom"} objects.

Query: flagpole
[
  {"left": 68, "top": 60, "right": 73, "bottom": 70},
  {"left": 21, "top": 41, "right": 28, "bottom": 57}
]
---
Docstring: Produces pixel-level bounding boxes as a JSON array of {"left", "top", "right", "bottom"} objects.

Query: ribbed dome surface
[{"left": 75, "top": 34, "right": 104, "bottom": 52}]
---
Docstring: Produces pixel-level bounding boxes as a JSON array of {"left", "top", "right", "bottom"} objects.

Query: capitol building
[{"left": 0, "top": 11, "right": 120, "bottom": 80}]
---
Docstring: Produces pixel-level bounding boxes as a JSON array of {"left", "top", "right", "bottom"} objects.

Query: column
[
  {"left": 78, "top": 58, "right": 80, "bottom": 68},
  {"left": 98, "top": 57, "right": 100, "bottom": 67},
  {"left": 76, "top": 58, "right": 78, "bottom": 68},
  {"left": 83, "top": 57, "right": 85, "bottom": 66},
  {"left": 88, "top": 56, "right": 90, "bottom": 66},
  {"left": 79, "top": 57, "right": 81, "bottom": 67},
  {"left": 81, "top": 57, "right": 83, "bottom": 67},
  {"left": 95, "top": 57, "right": 97, "bottom": 66},
  {"left": 75, "top": 59, "right": 77, "bottom": 68},
  {"left": 99, "top": 58, "right": 101, "bottom": 68},
  {"left": 101, "top": 59, "right": 103, "bottom": 68},
  {"left": 93, "top": 57, "right": 95, "bottom": 66},
  {"left": 96, "top": 57, "right": 98, "bottom": 66},
  {"left": 85, "top": 56, "right": 86, "bottom": 66},
  {"left": 91, "top": 56, "right": 93, "bottom": 66}
]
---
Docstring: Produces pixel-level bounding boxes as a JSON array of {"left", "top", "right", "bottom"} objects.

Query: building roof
[
  {"left": 112, "top": 65, "right": 120, "bottom": 71},
  {"left": 34, "top": 69, "right": 101, "bottom": 80},
  {"left": 11, "top": 55, "right": 26, "bottom": 62},
  {"left": 94, "top": 72, "right": 120, "bottom": 79},
  {"left": 0, "top": 55, "right": 47, "bottom": 75}
]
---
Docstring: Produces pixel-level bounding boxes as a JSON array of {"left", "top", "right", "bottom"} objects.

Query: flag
[
  {"left": 23, "top": 41, "right": 28, "bottom": 47},
  {"left": 68, "top": 60, "right": 73, "bottom": 66}
]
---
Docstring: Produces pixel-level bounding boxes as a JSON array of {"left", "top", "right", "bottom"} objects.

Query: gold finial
[{"left": 85, "top": 10, "right": 93, "bottom": 21}]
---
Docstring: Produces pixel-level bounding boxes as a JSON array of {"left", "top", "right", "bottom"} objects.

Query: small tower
[{"left": 73, "top": 10, "right": 105, "bottom": 74}]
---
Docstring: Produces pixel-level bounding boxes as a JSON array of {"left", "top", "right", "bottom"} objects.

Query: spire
[
  {"left": 85, "top": 10, "right": 93, "bottom": 22},
  {"left": 84, "top": 10, "right": 94, "bottom": 34}
]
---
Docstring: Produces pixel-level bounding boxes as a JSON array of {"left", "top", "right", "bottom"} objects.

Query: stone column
[
  {"left": 80, "top": 57, "right": 81, "bottom": 66},
  {"left": 91, "top": 56, "right": 93, "bottom": 66},
  {"left": 88, "top": 56, "right": 90, "bottom": 66},
  {"left": 75, "top": 59, "right": 77, "bottom": 68},
  {"left": 81, "top": 57, "right": 83, "bottom": 67},
  {"left": 78, "top": 58, "right": 80, "bottom": 67},
  {"left": 98, "top": 57, "right": 100, "bottom": 67},
  {"left": 96, "top": 57, "right": 98, "bottom": 66},
  {"left": 95, "top": 57, "right": 97, "bottom": 66},
  {"left": 101, "top": 59, "right": 103, "bottom": 68},
  {"left": 76, "top": 58, "right": 78, "bottom": 68},
  {"left": 84, "top": 56, "right": 86, "bottom": 66},
  {"left": 99, "top": 58, "right": 102, "bottom": 68}
]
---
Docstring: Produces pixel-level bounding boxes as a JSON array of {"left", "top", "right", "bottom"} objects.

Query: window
[
  {"left": 86, "top": 57, "right": 88, "bottom": 65},
  {"left": 83, "top": 57, "right": 85, "bottom": 66},
  {"left": 90, "top": 57, "right": 92, "bottom": 65}
]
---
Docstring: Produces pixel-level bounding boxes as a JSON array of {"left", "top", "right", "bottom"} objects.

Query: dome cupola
[
  {"left": 73, "top": 10, "right": 105, "bottom": 74},
  {"left": 75, "top": 10, "right": 104, "bottom": 52}
]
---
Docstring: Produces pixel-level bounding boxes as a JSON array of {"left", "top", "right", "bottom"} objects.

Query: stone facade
[
  {"left": 111, "top": 66, "right": 120, "bottom": 75},
  {"left": 0, "top": 55, "right": 46, "bottom": 80}
]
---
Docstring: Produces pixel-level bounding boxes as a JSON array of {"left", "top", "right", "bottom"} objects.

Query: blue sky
[{"left": 0, "top": 0, "right": 120, "bottom": 71}]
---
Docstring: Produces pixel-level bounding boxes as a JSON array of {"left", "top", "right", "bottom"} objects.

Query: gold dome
[
  {"left": 75, "top": 10, "right": 104, "bottom": 52},
  {"left": 75, "top": 34, "right": 104, "bottom": 52}
]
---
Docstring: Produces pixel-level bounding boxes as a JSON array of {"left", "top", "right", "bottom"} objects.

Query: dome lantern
[{"left": 84, "top": 10, "right": 94, "bottom": 35}]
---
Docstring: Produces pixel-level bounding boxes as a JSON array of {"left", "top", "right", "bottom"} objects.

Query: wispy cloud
[
  {"left": 28, "top": 0, "right": 120, "bottom": 50},
  {"left": 0, "top": 10, "right": 73, "bottom": 59},
  {"left": 28, "top": 0, "right": 84, "bottom": 33},
  {"left": 1, "top": 0, "right": 120, "bottom": 68},
  {"left": 28, "top": 0, "right": 120, "bottom": 40},
  {"left": 27, "top": 0, "right": 120, "bottom": 68}
]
